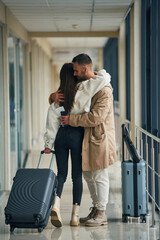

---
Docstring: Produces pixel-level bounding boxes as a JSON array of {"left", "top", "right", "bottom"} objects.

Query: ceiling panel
[
  {"left": 1, "top": 0, "right": 133, "bottom": 47},
  {"left": 47, "top": 37, "right": 108, "bottom": 48}
]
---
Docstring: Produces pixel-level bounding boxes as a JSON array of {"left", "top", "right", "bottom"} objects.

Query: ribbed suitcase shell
[
  {"left": 5, "top": 153, "right": 57, "bottom": 232},
  {"left": 122, "top": 160, "right": 147, "bottom": 222}
]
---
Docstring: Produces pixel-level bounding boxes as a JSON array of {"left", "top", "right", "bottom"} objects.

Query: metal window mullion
[
  {"left": 158, "top": 142, "right": 160, "bottom": 240},
  {"left": 151, "top": 139, "right": 155, "bottom": 227},
  {"left": 145, "top": 135, "right": 149, "bottom": 213},
  {"left": 140, "top": 132, "right": 143, "bottom": 159}
]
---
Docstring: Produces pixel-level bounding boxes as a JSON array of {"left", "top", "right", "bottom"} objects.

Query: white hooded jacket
[{"left": 44, "top": 69, "right": 111, "bottom": 149}]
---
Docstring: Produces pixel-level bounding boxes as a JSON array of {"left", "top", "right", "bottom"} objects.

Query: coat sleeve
[
  {"left": 69, "top": 86, "right": 113, "bottom": 127},
  {"left": 44, "top": 104, "right": 61, "bottom": 149}
]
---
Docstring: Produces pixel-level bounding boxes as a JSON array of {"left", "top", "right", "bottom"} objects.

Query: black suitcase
[
  {"left": 121, "top": 124, "right": 147, "bottom": 223},
  {"left": 5, "top": 150, "right": 57, "bottom": 233}
]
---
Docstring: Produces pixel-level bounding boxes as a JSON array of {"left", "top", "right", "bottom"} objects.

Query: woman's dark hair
[{"left": 58, "top": 63, "right": 78, "bottom": 114}]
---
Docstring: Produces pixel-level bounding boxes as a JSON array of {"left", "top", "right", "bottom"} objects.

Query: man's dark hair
[{"left": 72, "top": 53, "right": 92, "bottom": 66}]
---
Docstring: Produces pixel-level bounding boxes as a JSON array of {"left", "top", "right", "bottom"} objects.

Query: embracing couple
[{"left": 44, "top": 53, "right": 117, "bottom": 227}]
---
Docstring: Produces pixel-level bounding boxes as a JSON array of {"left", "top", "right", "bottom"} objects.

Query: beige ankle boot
[
  {"left": 70, "top": 204, "right": 80, "bottom": 226},
  {"left": 51, "top": 195, "right": 62, "bottom": 227},
  {"left": 85, "top": 209, "right": 107, "bottom": 227}
]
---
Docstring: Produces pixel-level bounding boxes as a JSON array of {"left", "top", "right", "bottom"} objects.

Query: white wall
[{"left": 130, "top": 0, "right": 142, "bottom": 141}]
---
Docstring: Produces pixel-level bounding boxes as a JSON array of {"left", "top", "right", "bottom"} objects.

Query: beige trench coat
[{"left": 69, "top": 84, "right": 117, "bottom": 171}]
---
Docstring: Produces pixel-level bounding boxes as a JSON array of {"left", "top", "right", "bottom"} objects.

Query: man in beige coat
[{"left": 60, "top": 53, "right": 117, "bottom": 226}]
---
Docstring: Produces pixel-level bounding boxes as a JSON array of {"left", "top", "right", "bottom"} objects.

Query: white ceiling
[
  {"left": 1, "top": 0, "right": 133, "bottom": 48},
  {"left": 47, "top": 37, "right": 108, "bottom": 48}
]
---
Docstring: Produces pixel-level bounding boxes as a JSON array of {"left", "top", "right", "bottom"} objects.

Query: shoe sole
[
  {"left": 70, "top": 220, "right": 79, "bottom": 226},
  {"left": 80, "top": 219, "right": 88, "bottom": 224},
  {"left": 85, "top": 221, "right": 108, "bottom": 227},
  {"left": 51, "top": 209, "right": 62, "bottom": 227}
]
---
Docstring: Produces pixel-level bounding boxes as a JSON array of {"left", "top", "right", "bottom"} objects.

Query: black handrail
[{"left": 122, "top": 124, "right": 141, "bottom": 163}]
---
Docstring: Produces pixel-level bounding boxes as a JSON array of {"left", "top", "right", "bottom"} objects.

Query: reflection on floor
[{"left": 0, "top": 150, "right": 159, "bottom": 240}]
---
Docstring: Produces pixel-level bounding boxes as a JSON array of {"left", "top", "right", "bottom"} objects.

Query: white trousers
[{"left": 83, "top": 168, "right": 109, "bottom": 210}]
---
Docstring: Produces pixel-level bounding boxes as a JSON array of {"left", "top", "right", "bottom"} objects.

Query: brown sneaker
[
  {"left": 85, "top": 210, "right": 107, "bottom": 227},
  {"left": 80, "top": 207, "right": 97, "bottom": 224}
]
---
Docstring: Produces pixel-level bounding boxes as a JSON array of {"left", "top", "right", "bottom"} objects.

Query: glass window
[
  {"left": 19, "top": 41, "right": 28, "bottom": 167},
  {"left": 141, "top": 0, "right": 160, "bottom": 211},
  {"left": 8, "top": 35, "right": 28, "bottom": 178},
  {"left": 103, "top": 38, "right": 119, "bottom": 101},
  {"left": 0, "top": 24, "right": 5, "bottom": 197},
  {"left": 8, "top": 36, "right": 18, "bottom": 180},
  {"left": 125, "top": 12, "right": 131, "bottom": 121},
  {"left": 141, "top": 0, "right": 160, "bottom": 136}
]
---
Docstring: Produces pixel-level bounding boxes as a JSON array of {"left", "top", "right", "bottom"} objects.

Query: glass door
[
  {"left": 0, "top": 24, "right": 5, "bottom": 198},
  {"left": 8, "top": 35, "right": 27, "bottom": 179},
  {"left": 19, "top": 42, "right": 28, "bottom": 168},
  {"left": 8, "top": 36, "right": 19, "bottom": 179}
]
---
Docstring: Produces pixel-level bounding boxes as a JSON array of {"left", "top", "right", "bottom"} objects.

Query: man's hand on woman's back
[{"left": 49, "top": 90, "right": 64, "bottom": 105}]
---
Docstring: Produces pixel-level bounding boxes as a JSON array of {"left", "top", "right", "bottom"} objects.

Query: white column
[
  {"left": 130, "top": 0, "right": 142, "bottom": 142},
  {"left": 118, "top": 21, "right": 126, "bottom": 125}
]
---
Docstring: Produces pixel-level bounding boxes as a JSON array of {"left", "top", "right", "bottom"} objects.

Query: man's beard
[{"left": 77, "top": 72, "right": 87, "bottom": 82}]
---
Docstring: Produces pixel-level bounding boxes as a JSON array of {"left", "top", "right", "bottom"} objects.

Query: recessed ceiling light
[{"left": 72, "top": 24, "right": 78, "bottom": 29}]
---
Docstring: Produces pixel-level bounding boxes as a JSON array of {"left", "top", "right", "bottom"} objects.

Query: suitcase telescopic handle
[{"left": 37, "top": 150, "right": 55, "bottom": 169}]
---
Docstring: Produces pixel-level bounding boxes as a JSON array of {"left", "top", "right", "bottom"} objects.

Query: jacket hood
[{"left": 98, "top": 69, "right": 111, "bottom": 85}]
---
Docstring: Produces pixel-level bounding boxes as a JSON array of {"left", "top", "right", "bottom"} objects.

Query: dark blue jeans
[{"left": 54, "top": 125, "right": 84, "bottom": 205}]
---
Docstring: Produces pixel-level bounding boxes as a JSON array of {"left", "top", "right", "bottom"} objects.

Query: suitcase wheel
[
  {"left": 5, "top": 214, "right": 11, "bottom": 225},
  {"left": 34, "top": 214, "right": 41, "bottom": 225},
  {"left": 35, "top": 218, "right": 39, "bottom": 225},
  {"left": 10, "top": 226, "right": 15, "bottom": 233},
  {"left": 122, "top": 214, "right": 129, "bottom": 223},
  {"left": 38, "top": 227, "right": 43, "bottom": 233},
  {"left": 5, "top": 219, "right": 9, "bottom": 225},
  {"left": 141, "top": 216, "right": 146, "bottom": 223}
]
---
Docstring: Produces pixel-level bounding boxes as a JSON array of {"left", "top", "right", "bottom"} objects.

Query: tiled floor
[{"left": 0, "top": 150, "right": 159, "bottom": 240}]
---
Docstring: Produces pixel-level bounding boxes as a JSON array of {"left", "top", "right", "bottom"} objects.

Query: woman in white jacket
[{"left": 44, "top": 61, "right": 111, "bottom": 227}]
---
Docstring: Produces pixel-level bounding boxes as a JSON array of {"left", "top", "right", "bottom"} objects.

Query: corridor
[{"left": 0, "top": 0, "right": 160, "bottom": 239}]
